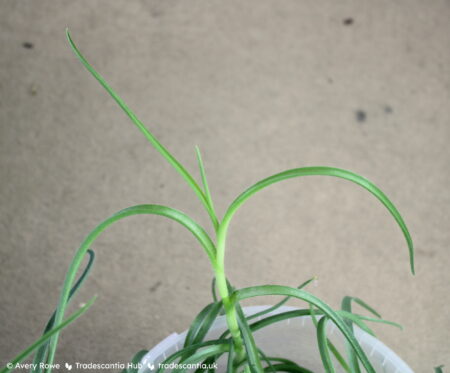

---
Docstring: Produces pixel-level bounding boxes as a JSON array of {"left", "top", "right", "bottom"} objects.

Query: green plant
[{"left": 2, "top": 29, "right": 440, "bottom": 373}]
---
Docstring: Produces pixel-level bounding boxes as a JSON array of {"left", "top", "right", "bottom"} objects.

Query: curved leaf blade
[
  {"left": 31, "top": 250, "right": 96, "bottom": 372},
  {"left": 221, "top": 167, "right": 414, "bottom": 274},
  {"left": 66, "top": 30, "right": 218, "bottom": 229},
  {"left": 1, "top": 297, "right": 96, "bottom": 373},
  {"left": 317, "top": 317, "right": 336, "bottom": 373},
  {"left": 184, "top": 301, "right": 223, "bottom": 351},
  {"left": 46, "top": 204, "right": 216, "bottom": 368},
  {"left": 235, "top": 304, "right": 264, "bottom": 373},
  {"left": 232, "top": 285, "right": 376, "bottom": 373},
  {"left": 247, "top": 277, "right": 316, "bottom": 322}
]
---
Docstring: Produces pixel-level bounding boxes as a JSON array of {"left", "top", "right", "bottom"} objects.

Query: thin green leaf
[
  {"left": 184, "top": 301, "right": 223, "bottom": 351},
  {"left": 195, "top": 146, "right": 219, "bottom": 231},
  {"left": 66, "top": 30, "right": 218, "bottom": 230},
  {"left": 219, "top": 167, "right": 414, "bottom": 274},
  {"left": 31, "top": 250, "right": 95, "bottom": 373},
  {"left": 232, "top": 285, "right": 376, "bottom": 373},
  {"left": 235, "top": 304, "right": 264, "bottom": 373},
  {"left": 435, "top": 365, "right": 445, "bottom": 373},
  {"left": 247, "top": 277, "right": 316, "bottom": 321},
  {"left": 341, "top": 296, "right": 383, "bottom": 373},
  {"left": 314, "top": 310, "right": 351, "bottom": 373},
  {"left": 227, "top": 340, "right": 236, "bottom": 373},
  {"left": 263, "top": 363, "right": 314, "bottom": 373},
  {"left": 258, "top": 349, "right": 276, "bottom": 373},
  {"left": 211, "top": 278, "right": 218, "bottom": 303},
  {"left": 312, "top": 301, "right": 350, "bottom": 372},
  {"left": 341, "top": 297, "right": 381, "bottom": 319},
  {"left": 264, "top": 358, "right": 308, "bottom": 368},
  {"left": 156, "top": 340, "right": 228, "bottom": 373},
  {"left": 46, "top": 204, "right": 216, "bottom": 369},
  {"left": 262, "top": 357, "right": 313, "bottom": 373},
  {"left": 328, "top": 343, "right": 351, "bottom": 373},
  {"left": 1, "top": 297, "right": 96, "bottom": 373},
  {"left": 337, "top": 311, "right": 375, "bottom": 337},
  {"left": 317, "top": 317, "right": 336, "bottom": 373},
  {"left": 309, "top": 304, "right": 319, "bottom": 327},
  {"left": 347, "top": 313, "right": 403, "bottom": 330},
  {"left": 172, "top": 344, "right": 229, "bottom": 373},
  {"left": 248, "top": 310, "right": 311, "bottom": 333}
]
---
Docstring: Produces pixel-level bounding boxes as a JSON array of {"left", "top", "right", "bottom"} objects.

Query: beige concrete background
[{"left": 1, "top": 1, "right": 449, "bottom": 371}]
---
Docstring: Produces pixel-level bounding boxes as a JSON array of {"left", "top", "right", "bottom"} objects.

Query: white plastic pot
[{"left": 139, "top": 306, "right": 414, "bottom": 373}]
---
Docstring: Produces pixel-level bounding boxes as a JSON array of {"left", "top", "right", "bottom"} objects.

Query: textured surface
[{"left": 1, "top": 1, "right": 449, "bottom": 371}]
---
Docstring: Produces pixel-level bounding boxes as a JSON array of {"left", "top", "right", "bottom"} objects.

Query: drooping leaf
[
  {"left": 341, "top": 296, "right": 381, "bottom": 319},
  {"left": 232, "top": 285, "right": 376, "bottom": 373},
  {"left": 46, "top": 204, "right": 216, "bottom": 368},
  {"left": 317, "top": 316, "right": 336, "bottom": 373},
  {"left": 31, "top": 250, "right": 96, "bottom": 373},
  {"left": 247, "top": 277, "right": 316, "bottom": 322},
  {"left": 156, "top": 340, "right": 228, "bottom": 373},
  {"left": 219, "top": 167, "right": 414, "bottom": 274},
  {"left": 1, "top": 297, "right": 96, "bottom": 373},
  {"left": 183, "top": 301, "right": 223, "bottom": 352}
]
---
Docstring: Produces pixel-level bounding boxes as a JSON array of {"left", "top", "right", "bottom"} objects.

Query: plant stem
[{"left": 215, "top": 222, "right": 246, "bottom": 363}]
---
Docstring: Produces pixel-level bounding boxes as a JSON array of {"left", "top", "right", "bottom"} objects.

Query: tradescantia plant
[{"left": 2, "top": 29, "right": 441, "bottom": 373}]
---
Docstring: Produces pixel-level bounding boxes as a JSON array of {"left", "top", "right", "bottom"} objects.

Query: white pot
[{"left": 139, "top": 306, "right": 414, "bottom": 373}]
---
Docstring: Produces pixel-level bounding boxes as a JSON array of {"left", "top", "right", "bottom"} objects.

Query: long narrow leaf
[
  {"left": 183, "top": 301, "right": 223, "bottom": 352},
  {"left": 258, "top": 349, "right": 276, "bottom": 373},
  {"left": 173, "top": 345, "right": 228, "bottom": 373},
  {"left": 232, "top": 285, "right": 376, "bottom": 373},
  {"left": 227, "top": 340, "right": 236, "bottom": 373},
  {"left": 235, "top": 304, "right": 264, "bottom": 373},
  {"left": 341, "top": 296, "right": 382, "bottom": 373},
  {"left": 31, "top": 250, "right": 96, "bottom": 372},
  {"left": 1, "top": 297, "right": 96, "bottom": 373},
  {"left": 247, "top": 277, "right": 316, "bottom": 321},
  {"left": 219, "top": 167, "right": 414, "bottom": 274},
  {"left": 264, "top": 357, "right": 310, "bottom": 370},
  {"left": 263, "top": 363, "right": 313, "bottom": 373},
  {"left": 156, "top": 340, "right": 228, "bottom": 373},
  {"left": 328, "top": 343, "right": 351, "bottom": 373},
  {"left": 337, "top": 311, "right": 375, "bottom": 337},
  {"left": 66, "top": 30, "right": 218, "bottom": 229},
  {"left": 341, "top": 297, "right": 381, "bottom": 319},
  {"left": 317, "top": 317, "right": 336, "bottom": 373},
  {"left": 195, "top": 146, "right": 219, "bottom": 231},
  {"left": 46, "top": 204, "right": 216, "bottom": 368},
  {"left": 342, "top": 312, "right": 402, "bottom": 330},
  {"left": 311, "top": 307, "right": 350, "bottom": 373}
]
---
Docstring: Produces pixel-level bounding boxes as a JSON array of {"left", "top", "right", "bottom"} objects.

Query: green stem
[{"left": 215, "top": 222, "right": 246, "bottom": 363}]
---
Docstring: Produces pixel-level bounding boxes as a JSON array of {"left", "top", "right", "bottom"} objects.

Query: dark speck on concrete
[
  {"left": 355, "top": 110, "right": 366, "bottom": 123},
  {"left": 149, "top": 281, "right": 162, "bottom": 292},
  {"left": 343, "top": 18, "right": 354, "bottom": 26},
  {"left": 159, "top": 183, "right": 165, "bottom": 189},
  {"left": 22, "top": 42, "right": 34, "bottom": 49},
  {"left": 384, "top": 105, "right": 393, "bottom": 114}
]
